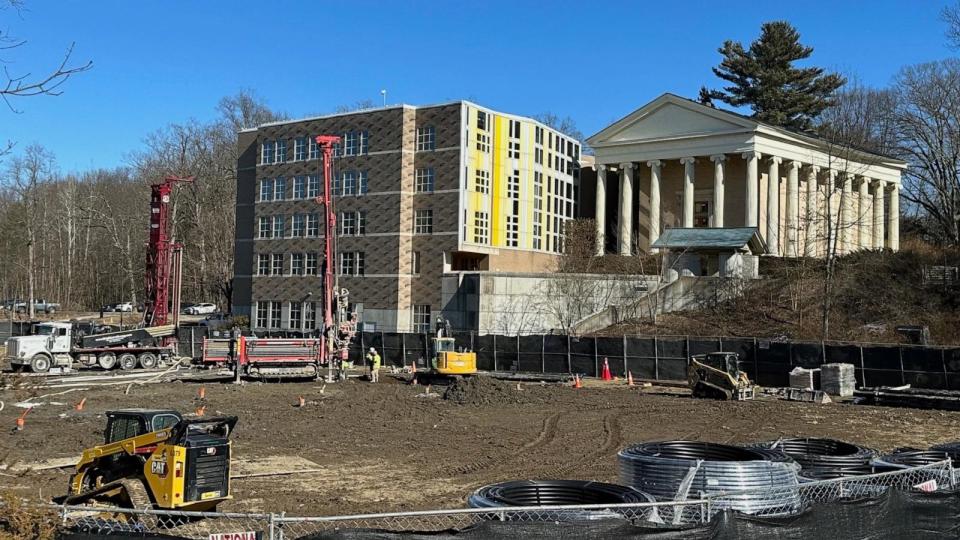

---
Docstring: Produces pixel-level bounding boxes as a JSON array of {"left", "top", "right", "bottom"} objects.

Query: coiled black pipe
[
  {"left": 753, "top": 438, "right": 876, "bottom": 479},
  {"left": 618, "top": 441, "right": 802, "bottom": 518},
  {"left": 929, "top": 441, "right": 960, "bottom": 461},
  {"left": 874, "top": 449, "right": 954, "bottom": 468},
  {"left": 467, "top": 480, "right": 655, "bottom": 521}
]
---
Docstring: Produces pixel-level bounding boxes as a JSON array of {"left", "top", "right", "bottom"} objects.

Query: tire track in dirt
[
  {"left": 453, "top": 412, "right": 561, "bottom": 475},
  {"left": 550, "top": 410, "right": 627, "bottom": 477}
]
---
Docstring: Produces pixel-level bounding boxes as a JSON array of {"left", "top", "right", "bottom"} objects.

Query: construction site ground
[{"left": 2, "top": 373, "right": 960, "bottom": 517}]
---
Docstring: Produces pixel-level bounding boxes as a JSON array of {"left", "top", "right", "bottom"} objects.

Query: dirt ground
[{"left": 2, "top": 374, "right": 960, "bottom": 517}]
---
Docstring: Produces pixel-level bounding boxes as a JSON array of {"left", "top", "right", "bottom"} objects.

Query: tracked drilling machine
[{"left": 314, "top": 135, "right": 357, "bottom": 382}]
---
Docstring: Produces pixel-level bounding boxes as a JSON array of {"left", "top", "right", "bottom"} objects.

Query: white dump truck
[{"left": 6, "top": 321, "right": 177, "bottom": 373}]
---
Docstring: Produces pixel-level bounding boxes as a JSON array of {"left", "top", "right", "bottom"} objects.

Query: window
[
  {"left": 356, "top": 251, "right": 365, "bottom": 276},
  {"left": 293, "top": 176, "right": 306, "bottom": 199},
  {"left": 339, "top": 252, "right": 356, "bottom": 275},
  {"left": 416, "top": 126, "right": 435, "bottom": 151},
  {"left": 255, "top": 302, "right": 268, "bottom": 328},
  {"left": 413, "top": 304, "right": 431, "bottom": 334},
  {"left": 508, "top": 171, "right": 520, "bottom": 199},
  {"left": 475, "top": 169, "right": 490, "bottom": 194},
  {"left": 412, "top": 251, "right": 421, "bottom": 275},
  {"left": 306, "top": 213, "right": 319, "bottom": 237},
  {"left": 306, "top": 253, "right": 318, "bottom": 275},
  {"left": 272, "top": 215, "right": 284, "bottom": 238},
  {"left": 416, "top": 168, "right": 434, "bottom": 193},
  {"left": 506, "top": 215, "right": 519, "bottom": 247},
  {"left": 294, "top": 137, "right": 307, "bottom": 161},
  {"left": 474, "top": 211, "right": 489, "bottom": 244},
  {"left": 289, "top": 302, "right": 302, "bottom": 330},
  {"left": 357, "top": 211, "right": 366, "bottom": 235},
  {"left": 307, "top": 175, "right": 320, "bottom": 197},
  {"left": 477, "top": 110, "right": 487, "bottom": 131},
  {"left": 342, "top": 171, "right": 356, "bottom": 195},
  {"left": 273, "top": 177, "right": 286, "bottom": 201},
  {"left": 508, "top": 120, "right": 520, "bottom": 158},
  {"left": 259, "top": 179, "right": 273, "bottom": 202},
  {"left": 535, "top": 126, "right": 543, "bottom": 145},
  {"left": 694, "top": 201, "right": 710, "bottom": 228},
  {"left": 291, "top": 253, "right": 304, "bottom": 275},
  {"left": 476, "top": 132, "right": 490, "bottom": 153},
  {"left": 257, "top": 254, "right": 269, "bottom": 275},
  {"left": 414, "top": 209, "right": 433, "bottom": 234},
  {"left": 292, "top": 214, "right": 306, "bottom": 238},
  {"left": 275, "top": 140, "right": 286, "bottom": 163},
  {"left": 533, "top": 172, "right": 544, "bottom": 250},
  {"left": 510, "top": 120, "right": 520, "bottom": 138},
  {"left": 258, "top": 217, "right": 271, "bottom": 239},
  {"left": 535, "top": 147, "right": 543, "bottom": 165},
  {"left": 304, "top": 301, "right": 317, "bottom": 330},
  {"left": 261, "top": 140, "right": 274, "bottom": 164},
  {"left": 271, "top": 253, "right": 283, "bottom": 275},
  {"left": 269, "top": 301, "right": 281, "bottom": 329},
  {"left": 308, "top": 138, "right": 319, "bottom": 160},
  {"left": 358, "top": 171, "right": 368, "bottom": 194},
  {"left": 359, "top": 131, "right": 369, "bottom": 155},
  {"left": 340, "top": 211, "right": 356, "bottom": 235},
  {"left": 344, "top": 131, "right": 358, "bottom": 156}
]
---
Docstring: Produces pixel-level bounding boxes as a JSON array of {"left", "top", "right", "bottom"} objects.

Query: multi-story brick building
[{"left": 233, "top": 101, "right": 582, "bottom": 333}]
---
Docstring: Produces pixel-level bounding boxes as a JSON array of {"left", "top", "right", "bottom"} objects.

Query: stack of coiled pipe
[
  {"left": 754, "top": 438, "right": 877, "bottom": 480},
  {"left": 617, "top": 441, "right": 802, "bottom": 518},
  {"left": 467, "top": 480, "right": 656, "bottom": 521}
]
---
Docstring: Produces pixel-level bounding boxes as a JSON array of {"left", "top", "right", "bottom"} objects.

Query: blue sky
[{"left": 3, "top": 0, "right": 956, "bottom": 171}]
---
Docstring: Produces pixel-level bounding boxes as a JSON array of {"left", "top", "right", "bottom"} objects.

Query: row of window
[
  {"left": 260, "top": 126, "right": 440, "bottom": 166},
  {"left": 254, "top": 301, "right": 318, "bottom": 330},
  {"left": 256, "top": 251, "right": 366, "bottom": 277},
  {"left": 254, "top": 301, "right": 431, "bottom": 333},
  {"left": 258, "top": 210, "right": 370, "bottom": 239}
]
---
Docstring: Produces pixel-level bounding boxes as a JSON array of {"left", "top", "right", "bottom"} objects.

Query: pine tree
[{"left": 700, "top": 21, "right": 845, "bottom": 132}]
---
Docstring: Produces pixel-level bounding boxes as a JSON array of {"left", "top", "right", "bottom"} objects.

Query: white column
[
  {"left": 618, "top": 162, "right": 634, "bottom": 255},
  {"left": 647, "top": 160, "right": 661, "bottom": 249},
  {"left": 681, "top": 157, "right": 696, "bottom": 228},
  {"left": 804, "top": 166, "right": 819, "bottom": 257},
  {"left": 873, "top": 179, "right": 886, "bottom": 250},
  {"left": 840, "top": 173, "right": 852, "bottom": 254},
  {"left": 888, "top": 183, "right": 900, "bottom": 251},
  {"left": 858, "top": 177, "right": 870, "bottom": 251},
  {"left": 766, "top": 156, "right": 782, "bottom": 255},
  {"left": 785, "top": 161, "right": 800, "bottom": 257},
  {"left": 595, "top": 164, "right": 606, "bottom": 256},
  {"left": 743, "top": 152, "right": 760, "bottom": 227},
  {"left": 826, "top": 170, "right": 838, "bottom": 254},
  {"left": 710, "top": 155, "right": 725, "bottom": 227}
]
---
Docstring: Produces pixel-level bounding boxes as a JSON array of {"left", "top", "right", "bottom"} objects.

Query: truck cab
[{"left": 6, "top": 321, "right": 73, "bottom": 373}]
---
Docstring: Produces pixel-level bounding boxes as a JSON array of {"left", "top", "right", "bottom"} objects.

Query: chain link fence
[{"left": 49, "top": 461, "right": 954, "bottom": 539}]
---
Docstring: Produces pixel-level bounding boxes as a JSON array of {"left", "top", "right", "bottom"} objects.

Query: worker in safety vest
[{"left": 366, "top": 347, "right": 381, "bottom": 383}]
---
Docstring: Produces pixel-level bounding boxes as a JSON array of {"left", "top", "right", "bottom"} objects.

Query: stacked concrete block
[
  {"left": 789, "top": 367, "right": 816, "bottom": 390},
  {"left": 821, "top": 363, "right": 856, "bottom": 397}
]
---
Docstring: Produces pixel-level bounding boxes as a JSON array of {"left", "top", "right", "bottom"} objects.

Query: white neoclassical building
[{"left": 586, "top": 94, "right": 906, "bottom": 257}]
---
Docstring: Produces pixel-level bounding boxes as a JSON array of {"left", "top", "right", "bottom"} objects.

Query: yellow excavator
[
  {"left": 687, "top": 352, "right": 756, "bottom": 400},
  {"left": 57, "top": 409, "right": 237, "bottom": 513}
]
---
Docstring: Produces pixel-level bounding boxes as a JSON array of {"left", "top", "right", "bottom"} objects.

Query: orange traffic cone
[
  {"left": 601, "top": 358, "right": 612, "bottom": 381},
  {"left": 573, "top": 374, "right": 583, "bottom": 389},
  {"left": 15, "top": 407, "right": 32, "bottom": 431},
  {"left": 297, "top": 396, "right": 306, "bottom": 407},
  {"left": 627, "top": 372, "right": 635, "bottom": 387},
  {"left": 198, "top": 386, "right": 206, "bottom": 400},
  {"left": 75, "top": 397, "right": 87, "bottom": 411},
  {"left": 195, "top": 405, "right": 206, "bottom": 417},
  {"left": 411, "top": 362, "right": 417, "bottom": 374}
]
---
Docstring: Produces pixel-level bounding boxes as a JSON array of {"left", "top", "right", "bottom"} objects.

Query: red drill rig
[
  {"left": 143, "top": 175, "right": 192, "bottom": 328},
  {"left": 314, "top": 135, "right": 357, "bottom": 381}
]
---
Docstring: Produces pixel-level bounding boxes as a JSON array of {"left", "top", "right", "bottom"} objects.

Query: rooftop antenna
[{"left": 380, "top": 89, "right": 387, "bottom": 108}]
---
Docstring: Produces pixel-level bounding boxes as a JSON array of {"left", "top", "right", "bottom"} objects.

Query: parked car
[
  {"left": 114, "top": 302, "right": 134, "bottom": 313},
  {"left": 183, "top": 303, "right": 217, "bottom": 315},
  {"left": 180, "top": 302, "right": 197, "bottom": 314},
  {"left": 15, "top": 299, "right": 60, "bottom": 314}
]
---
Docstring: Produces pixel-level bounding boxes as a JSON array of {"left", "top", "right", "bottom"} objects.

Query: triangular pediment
[{"left": 588, "top": 94, "right": 758, "bottom": 146}]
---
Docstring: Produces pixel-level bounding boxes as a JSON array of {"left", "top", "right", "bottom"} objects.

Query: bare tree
[
  {"left": 334, "top": 99, "right": 377, "bottom": 114},
  {"left": 891, "top": 60, "right": 960, "bottom": 245},
  {"left": 944, "top": 1, "right": 960, "bottom": 49},
  {"left": 533, "top": 113, "right": 592, "bottom": 154},
  {"left": 0, "top": 1, "right": 92, "bottom": 113}
]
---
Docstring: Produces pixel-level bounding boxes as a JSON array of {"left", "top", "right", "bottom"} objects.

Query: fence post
[
  {"left": 654, "top": 335, "right": 659, "bottom": 381},
  {"left": 899, "top": 344, "right": 906, "bottom": 386},
  {"left": 623, "top": 334, "right": 629, "bottom": 378},
  {"left": 942, "top": 348, "right": 949, "bottom": 390},
  {"left": 516, "top": 334, "right": 521, "bottom": 372},
  {"left": 594, "top": 337, "right": 599, "bottom": 378},
  {"left": 541, "top": 334, "right": 546, "bottom": 374},
  {"left": 566, "top": 334, "right": 572, "bottom": 374},
  {"left": 268, "top": 512, "right": 276, "bottom": 540},
  {"left": 493, "top": 334, "right": 498, "bottom": 372}
]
